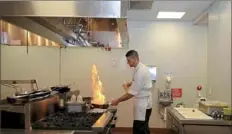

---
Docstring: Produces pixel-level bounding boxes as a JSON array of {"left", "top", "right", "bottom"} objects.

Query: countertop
[
  {"left": 167, "top": 107, "right": 232, "bottom": 126},
  {"left": 0, "top": 129, "right": 97, "bottom": 134},
  {"left": 0, "top": 129, "right": 72, "bottom": 134},
  {"left": 0, "top": 92, "right": 59, "bottom": 113}
]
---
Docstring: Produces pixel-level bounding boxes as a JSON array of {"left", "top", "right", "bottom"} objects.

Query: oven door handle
[
  {"left": 105, "top": 117, "right": 118, "bottom": 134},
  {"left": 108, "top": 117, "right": 117, "bottom": 128},
  {"left": 172, "top": 124, "right": 179, "bottom": 134}
]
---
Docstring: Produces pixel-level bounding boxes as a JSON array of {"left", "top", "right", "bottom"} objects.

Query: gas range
[
  {"left": 32, "top": 112, "right": 103, "bottom": 130},
  {"left": 32, "top": 109, "right": 117, "bottom": 134}
]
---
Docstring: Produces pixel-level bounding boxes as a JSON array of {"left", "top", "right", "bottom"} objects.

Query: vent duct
[
  {"left": 0, "top": 1, "right": 153, "bottom": 47},
  {"left": 129, "top": 1, "right": 154, "bottom": 10},
  {"left": 1, "top": 17, "right": 67, "bottom": 46},
  {"left": 0, "top": 1, "right": 129, "bottom": 18}
]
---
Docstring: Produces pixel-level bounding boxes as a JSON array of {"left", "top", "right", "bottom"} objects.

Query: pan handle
[
  {"left": 65, "top": 82, "right": 75, "bottom": 87},
  {"left": 51, "top": 82, "right": 75, "bottom": 88}
]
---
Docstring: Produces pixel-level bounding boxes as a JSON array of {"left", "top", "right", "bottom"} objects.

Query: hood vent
[
  {"left": 0, "top": 1, "right": 153, "bottom": 47},
  {"left": 0, "top": 17, "right": 67, "bottom": 46},
  {"left": 0, "top": 1, "right": 128, "bottom": 18},
  {"left": 129, "top": 1, "right": 154, "bottom": 10},
  {"left": 28, "top": 17, "right": 91, "bottom": 47}
]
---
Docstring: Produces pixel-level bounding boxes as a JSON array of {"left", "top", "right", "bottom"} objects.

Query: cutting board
[{"left": 175, "top": 108, "right": 213, "bottom": 120}]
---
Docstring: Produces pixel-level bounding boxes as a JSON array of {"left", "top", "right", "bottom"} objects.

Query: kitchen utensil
[
  {"left": 6, "top": 90, "right": 51, "bottom": 105},
  {"left": 51, "top": 83, "right": 74, "bottom": 93},
  {"left": 7, "top": 95, "right": 29, "bottom": 105},
  {"left": 91, "top": 101, "right": 111, "bottom": 109},
  {"left": 51, "top": 86, "right": 70, "bottom": 93}
]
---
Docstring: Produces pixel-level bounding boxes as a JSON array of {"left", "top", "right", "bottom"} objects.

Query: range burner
[{"left": 32, "top": 112, "right": 103, "bottom": 130}]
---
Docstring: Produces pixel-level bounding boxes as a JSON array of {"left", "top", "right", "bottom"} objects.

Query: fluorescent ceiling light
[{"left": 157, "top": 12, "right": 186, "bottom": 19}]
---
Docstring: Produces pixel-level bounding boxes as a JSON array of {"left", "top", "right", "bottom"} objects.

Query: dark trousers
[{"left": 133, "top": 108, "right": 152, "bottom": 134}]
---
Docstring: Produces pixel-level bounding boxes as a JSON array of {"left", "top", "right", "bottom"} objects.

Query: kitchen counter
[
  {"left": 0, "top": 129, "right": 101, "bottom": 134},
  {"left": 0, "top": 129, "right": 73, "bottom": 134},
  {"left": 166, "top": 107, "right": 232, "bottom": 134},
  {"left": 167, "top": 107, "right": 232, "bottom": 126},
  {"left": 0, "top": 92, "right": 60, "bottom": 129}
]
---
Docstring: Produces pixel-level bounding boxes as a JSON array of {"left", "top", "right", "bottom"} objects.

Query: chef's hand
[
  {"left": 111, "top": 99, "right": 120, "bottom": 106},
  {"left": 126, "top": 81, "right": 132, "bottom": 87},
  {"left": 122, "top": 83, "right": 128, "bottom": 90}
]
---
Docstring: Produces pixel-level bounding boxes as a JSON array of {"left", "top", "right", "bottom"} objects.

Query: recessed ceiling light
[{"left": 157, "top": 12, "right": 186, "bottom": 19}]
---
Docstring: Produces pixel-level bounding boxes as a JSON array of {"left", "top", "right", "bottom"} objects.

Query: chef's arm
[
  {"left": 128, "top": 81, "right": 133, "bottom": 87},
  {"left": 123, "top": 85, "right": 129, "bottom": 92},
  {"left": 117, "top": 93, "right": 134, "bottom": 103},
  {"left": 118, "top": 73, "right": 143, "bottom": 103},
  {"left": 123, "top": 81, "right": 133, "bottom": 92}
]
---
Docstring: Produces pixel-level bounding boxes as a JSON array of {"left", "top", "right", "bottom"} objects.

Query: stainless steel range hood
[
  {"left": 0, "top": 1, "right": 153, "bottom": 47},
  {"left": 0, "top": 1, "right": 128, "bottom": 18}
]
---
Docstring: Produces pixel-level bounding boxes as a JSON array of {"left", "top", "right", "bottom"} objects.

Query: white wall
[
  {"left": 0, "top": 46, "right": 60, "bottom": 99},
  {"left": 207, "top": 1, "right": 231, "bottom": 106},
  {"left": 128, "top": 21, "right": 208, "bottom": 127},
  {"left": 1, "top": 21, "right": 207, "bottom": 128},
  {"left": 128, "top": 21, "right": 208, "bottom": 105}
]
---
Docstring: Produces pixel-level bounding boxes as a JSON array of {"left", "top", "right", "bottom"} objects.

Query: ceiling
[
  {"left": 128, "top": 0, "right": 214, "bottom": 23},
  {"left": 0, "top": 0, "right": 215, "bottom": 47},
  {"left": 0, "top": 0, "right": 214, "bottom": 23}
]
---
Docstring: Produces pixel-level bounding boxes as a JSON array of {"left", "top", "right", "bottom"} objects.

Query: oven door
[
  {"left": 104, "top": 116, "right": 118, "bottom": 134},
  {"left": 171, "top": 118, "right": 181, "bottom": 134},
  {"left": 71, "top": 116, "right": 117, "bottom": 134}
]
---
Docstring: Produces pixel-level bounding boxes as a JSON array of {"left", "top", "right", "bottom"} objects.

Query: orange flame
[{"left": 92, "top": 65, "right": 106, "bottom": 104}]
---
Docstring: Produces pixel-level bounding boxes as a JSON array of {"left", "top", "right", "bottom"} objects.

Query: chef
[{"left": 111, "top": 50, "right": 152, "bottom": 134}]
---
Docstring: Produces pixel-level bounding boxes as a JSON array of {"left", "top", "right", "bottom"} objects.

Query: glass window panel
[
  {"left": 0, "top": 20, "right": 27, "bottom": 45},
  {"left": 0, "top": 20, "right": 60, "bottom": 47}
]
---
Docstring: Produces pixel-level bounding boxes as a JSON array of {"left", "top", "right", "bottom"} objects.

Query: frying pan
[
  {"left": 81, "top": 96, "right": 112, "bottom": 109},
  {"left": 51, "top": 83, "right": 74, "bottom": 93},
  {"left": 17, "top": 90, "right": 51, "bottom": 98},
  {"left": 76, "top": 96, "right": 112, "bottom": 109},
  {"left": 90, "top": 99, "right": 112, "bottom": 109},
  {"left": 51, "top": 86, "right": 70, "bottom": 93},
  {"left": 91, "top": 103, "right": 110, "bottom": 109},
  {"left": 7, "top": 95, "right": 29, "bottom": 105},
  {"left": 30, "top": 90, "right": 51, "bottom": 98},
  {"left": 7, "top": 90, "right": 51, "bottom": 105}
]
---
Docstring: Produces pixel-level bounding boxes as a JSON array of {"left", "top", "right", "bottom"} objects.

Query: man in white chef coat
[{"left": 111, "top": 50, "right": 152, "bottom": 134}]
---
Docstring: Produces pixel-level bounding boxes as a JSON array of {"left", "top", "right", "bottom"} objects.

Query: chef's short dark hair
[{"left": 125, "top": 50, "right": 139, "bottom": 58}]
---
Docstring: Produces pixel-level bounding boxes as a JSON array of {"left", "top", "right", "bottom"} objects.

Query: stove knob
[{"left": 220, "top": 114, "right": 224, "bottom": 118}]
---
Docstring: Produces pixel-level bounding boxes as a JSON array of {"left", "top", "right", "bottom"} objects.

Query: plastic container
[{"left": 66, "top": 102, "right": 85, "bottom": 112}]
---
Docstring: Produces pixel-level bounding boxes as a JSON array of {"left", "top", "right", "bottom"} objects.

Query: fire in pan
[{"left": 83, "top": 97, "right": 111, "bottom": 109}]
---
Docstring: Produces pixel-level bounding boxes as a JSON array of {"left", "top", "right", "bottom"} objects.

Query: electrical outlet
[{"left": 112, "top": 59, "right": 116, "bottom": 67}]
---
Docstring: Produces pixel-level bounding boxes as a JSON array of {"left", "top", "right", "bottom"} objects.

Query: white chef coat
[{"left": 128, "top": 62, "right": 152, "bottom": 121}]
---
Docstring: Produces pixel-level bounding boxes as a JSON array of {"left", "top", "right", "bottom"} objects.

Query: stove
[
  {"left": 32, "top": 112, "right": 103, "bottom": 130},
  {"left": 32, "top": 108, "right": 117, "bottom": 134}
]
